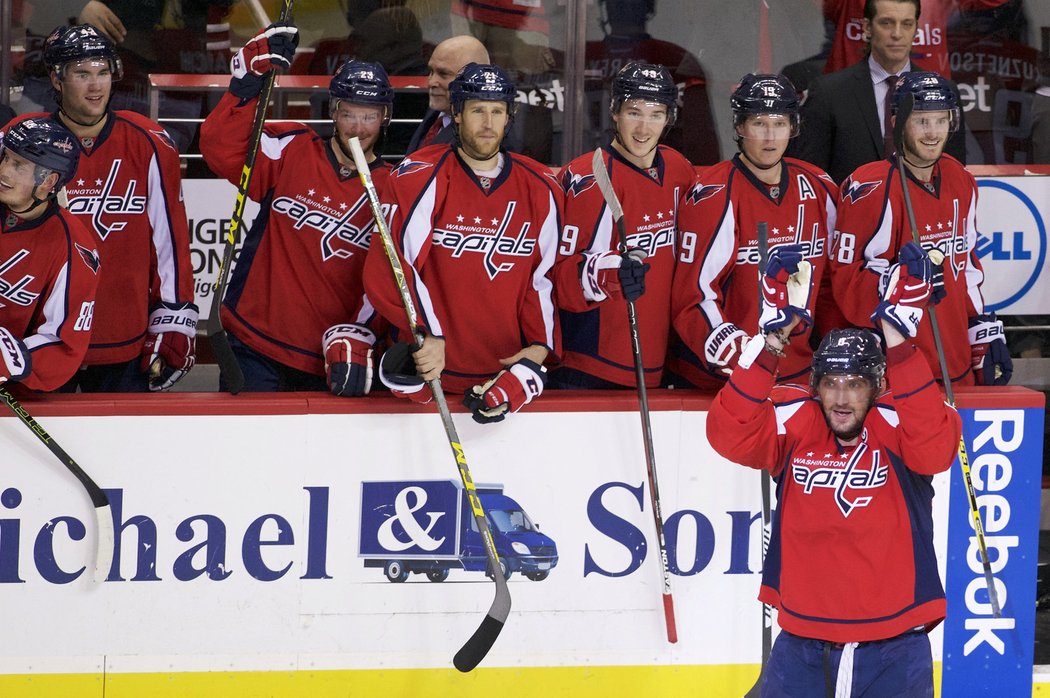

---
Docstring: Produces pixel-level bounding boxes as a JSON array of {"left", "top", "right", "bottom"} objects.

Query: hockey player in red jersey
[
  {"left": 0, "top": 118, "right": 101, "bottom": 392},
  {"left": 16, "top": 25, "right": 197, "bottom": 392},
  {"left": 708, "top": 242, "right": 960, "bottom": 697},
  {"left": 201, "top": 20, "right": 395, "bottom": 396},
  {"left": 830, "top": 71, "right": 1010, "bottom": 386},
  {"left": 551, "top": 61, "right": 694, "bottom": 389},
  {"left": 363, "top": 63, "right": 561, "bottom": 423},
  {"left": 668, "top": 73, "right": 838, "bottom": 391}
]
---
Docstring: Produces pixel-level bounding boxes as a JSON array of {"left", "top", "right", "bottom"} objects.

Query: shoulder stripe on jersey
[
  {"left": 773, "top": 400, "right": 806, "bottom": 435},
  {"left": 876, "top": 404, "right": 901, "bottom": 427}
]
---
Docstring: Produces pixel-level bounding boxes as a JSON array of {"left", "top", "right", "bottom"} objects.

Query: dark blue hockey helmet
[
  {"left": 731, "top": 73, "right": 800, "bottom": 135},
  {"left": 448, "top": 63, "right": 518, "bottom": 116},
  {"left": 1, "top": 118, "right": 81, "bottom": 191},
  {"left": 610, "top": 61, "right": 678, "bottom": 124},
  {"left": 892, "top": 71, "right": 960, "bottom": 132},
  {"left": 43, "top": 24, "right": 123, "bottom": 81},
  {"left": 811, "top": 329, "right": 886, "bottom": 390},
  {"left": 330, "top": 60, "right": 394, "bottom": 107}
]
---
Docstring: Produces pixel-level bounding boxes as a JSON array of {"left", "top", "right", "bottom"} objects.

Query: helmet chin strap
[
  {"left": 8, "top": 190, "right": 55, "bottom": 216},
  {"left": 56, "top": 85, "right": 110, "bottom": 129}
]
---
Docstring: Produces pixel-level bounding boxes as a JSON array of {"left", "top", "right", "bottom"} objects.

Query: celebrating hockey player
[
  {"left": 708, "top": 243, "right": 960, "bottom": 697},
  {"left": 830, "top": 71, "right": 1011, "bottom": 386},
  {"left": 16, "top": 24, "right": 198, "bottom": 392},
  {"left": 667, "top": 73, "right": 837, "bottom": 390},
  {"left": 0, "top": 118, "right": 100, "bottom": 391},
  {"left": 551, "top": 61, "right": 694, "bottom": 389},
  {"left": 201, "top": 19, "right": 395, "bottom": 395},
  {"left": 363, "top": 63, "right": 561, "bottom": 423}
]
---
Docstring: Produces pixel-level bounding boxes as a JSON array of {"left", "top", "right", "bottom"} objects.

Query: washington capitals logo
[
  {"left": 686, "top": 182, "right": 725, "bottom": 205},
  {"left": 790, "top": 440, "right": 887, "bottom": 518},
  {"left": 842, "top": 178, "right": 882, "bottom": 204},
  {"left": 565, "top": 172, "right": 596, "bottom": 198},
  {"left": 75, "top": 243, "right": 101, "bottom": 274},
  {"left": 394, "top": 158, "right": 433, "bottom": 178}
]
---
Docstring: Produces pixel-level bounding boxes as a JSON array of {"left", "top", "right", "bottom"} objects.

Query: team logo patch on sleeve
[
  {"left": 841, "top": 178, "right": 882, "bottom": 204},
  {"left": 75, "top": 243, "right": 101, "bottom": 274},
  {"left": 565, "top": 172, "right": 596, "bottom": 198},
  {"left": 394, "top": 159, "right": 433, "bottom": 177},
  {"left": 685, "top": 182, "right": 725, "bottom": 205},
  {"left": 150, "top": 129, "right": 178, "bottom": 152}
]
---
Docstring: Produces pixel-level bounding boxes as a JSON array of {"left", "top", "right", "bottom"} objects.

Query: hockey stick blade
[
  {"left": 349, "top": 136, "right": 513, "bottom": 669},
  {"left": 1, "top": 387, "right": 113, "bottom": 583}
]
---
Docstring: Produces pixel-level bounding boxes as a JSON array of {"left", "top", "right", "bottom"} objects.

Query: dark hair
[{"left": 863, "top": 0, "right": 920, "bottom": 22}]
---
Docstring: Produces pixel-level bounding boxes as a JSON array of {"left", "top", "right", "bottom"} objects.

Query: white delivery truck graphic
[{"left": 359, "top": 479, "right": 558, "bottom": 582}]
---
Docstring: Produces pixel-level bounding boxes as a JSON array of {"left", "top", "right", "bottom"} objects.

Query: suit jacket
[
  {"left": 406, "top": 109, "right": 455, "bottom": 155},
  {"left": 0, "top": 104, "right": 14, "bottom": 127},
  {"left": 788, "top": 59, "right": 966, "bottom": 184}
]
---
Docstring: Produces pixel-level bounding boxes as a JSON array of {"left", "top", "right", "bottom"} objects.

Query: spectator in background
[
  {"left": 581, "top": 0, "right": 721, "bottom": 165},
  {"left": 789, "top": 0, "right": 966, "bottom": 183},
  {"left": 405, "top": 35, "right": 490, "bottom": 154},
  {"left": 304, "top": 1, "right": 427, "bottom": 77},
  {"left": 23, "top": 25, "right": 198, "bottom": 393}
]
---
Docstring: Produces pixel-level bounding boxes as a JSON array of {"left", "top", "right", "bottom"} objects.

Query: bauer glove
[{"left": 141, "top": 302, "right": 198, "bottom": 391}]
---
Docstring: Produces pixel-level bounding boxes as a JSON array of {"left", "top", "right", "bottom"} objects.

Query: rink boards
[{"left": 0, "top": 388, "right": 1043, "bottom": 697}]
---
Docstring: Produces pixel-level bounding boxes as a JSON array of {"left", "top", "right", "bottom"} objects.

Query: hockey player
[
  {"left": 708, "top": 242, "right": 960, "bottom": 697},
  {"left": 363, "top": 63, "right": 561, "bottom": 423},
  {"left": 667, "top": 73, "right": 838, "bottom": 390},
  {"left": 201, "top": 20, "right": 395, "bottom": 396},
  {"left": 16, "top": 24, "right": 198, "bottom": 392},
  {"left": 830, "top": 71, "right": 1011, "bottom": 386},
  {"left": 551, "top": 61, "right": 694, "bottom": 389},
  {"left": 0, "top": 118, "right": 101, "bottom": 391}
]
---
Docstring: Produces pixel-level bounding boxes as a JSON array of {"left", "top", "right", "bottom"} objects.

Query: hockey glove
[
  {"left": 704, "top": 322, "right": 749, "bottom": 375},
  {"left": 229, "top": 21, "right": 299, "bottom": 102},
  {"left": 872, "top": 241, "right": 932, "bottom": 339},
  {"left": 581, "top": 248, "right": 650, "bottom": 303},
  {"left": 141, "top": 301, "right": 198, "bottom": 391},
  {"left": 758, "top": 244, "right": 812, "bottom": 335},
  {"left": 378, "top": 342, "right": 433, "bottom": 404},
  {"left": 969, "top": 313, "right": 1012, "bottom": 386},
  {"left": 0, "top": 326, "right": 31, "bottom": 384},
  {"left": 322, "top": 323, "right": 374, "bottom": 397},
  {"left": 462, "top": 358, "right": 547, "bottom": 424},
  {"left": 929, "top": 249, "right": 946, "bottom": 305}
]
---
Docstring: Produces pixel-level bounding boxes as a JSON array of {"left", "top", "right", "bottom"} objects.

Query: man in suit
[
  {"left": 789, "top": 0, "right": 965, "bottom": 183},
  {"left": 405, "top": 35, "right": 489, "bottom": 154}
]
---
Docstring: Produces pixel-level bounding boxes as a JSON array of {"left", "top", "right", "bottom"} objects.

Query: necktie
[
  {"left": 883, "top": 74, "right": 898, "bottom": 158},
  {"left": 421, "top": 116, "right": 444, "bottom": 149}
]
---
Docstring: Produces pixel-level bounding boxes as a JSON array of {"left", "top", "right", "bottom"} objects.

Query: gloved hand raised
[{"left": 229, "top": 21, "right": 299, "bottom": 101}]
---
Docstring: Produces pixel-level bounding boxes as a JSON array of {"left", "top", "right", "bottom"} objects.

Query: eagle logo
[
  {"left": 564, "top": 171, "right": 596, "bottom": 198},
  {"left": 75, "top": 243, "right": 101, "bottom": 274},
  {"left": 150, "top": 129, "right": 178, "bottom": 153},
  {"left": 841, "top": 178, "right": 882, "bottom": 204},
  {"left": 394, "top": 158, "right": 433, "bottom": 178},
  {"left": 685, "top": 182, "right": 725, "bottom": 205}
]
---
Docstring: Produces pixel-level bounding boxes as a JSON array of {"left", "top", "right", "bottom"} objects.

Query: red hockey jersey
[
  {"left": 669, "top": 156, "right": 838, "bottom": 390},
  {"left": 553, "top": 144, "right": 696, "bottom": 387},
  {"left": 830, "top": 156, "right": 984, "bottom": 385},
  {"left": 0, "top": 204, "right": 100, "bottom": 391},
  {"left": 708, "top": 341, "right": 961, "bottom": 642},
  {"left": 363, "top": 145, "right": 561, "bottom": 394},
  {"left": 15, "top": 110, "right": 195, "bottom": 365},
  {"left": 200, "top": 92, "right": 390, "bottom": 376}
]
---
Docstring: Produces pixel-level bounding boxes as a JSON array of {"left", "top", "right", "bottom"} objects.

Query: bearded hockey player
[
  {"left": 551, "top": 61, "right": 694, "bottom": 389},
  {"left": 201, "top": 20, "right": 394, "bottom": 396},
  {"left": 830, "top": 71, "right": 1010, "bottom": 386},
  {"left": 0, "top": 118, "right": 100, "bottom": 391},
  {"left": 363, "top": 63, "right": 561, "bottom": 424},
  {"left": 709, "top": 241, "right": 960, "bottom": 697},
  {"left": 667, "top": 73, "right": 838, "bottom": 390},
  {"left": 13, "top": 24, "right": 197, "bottom": 392}
]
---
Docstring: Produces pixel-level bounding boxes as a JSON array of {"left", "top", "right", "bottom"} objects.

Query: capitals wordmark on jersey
[
  {"left": 432, "top": 201, "right": 537, "bottom": 280},
  {"left": 271, "top": 191, "right": 374, "bottom": 262},
  {"left": 66, "top": 159, "right": 147, "bottom": 240},
  {"left": 0, "top": 249, "right": 38, "bottom": 307},
  {"left": 791, "top": 439, "right": 889, "bottom": 518}
]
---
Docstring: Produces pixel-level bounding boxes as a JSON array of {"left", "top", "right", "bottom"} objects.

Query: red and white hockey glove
[
  {"left": 462, "top": 358, "right": 547, "bottom": 424},
  {"left": 0, "top": 326, "right": 31, "bottom": 384},
  {"left": 378, "top": 342, "right": 433, "bottom": 404},
  {"left": 704, "top": 322, "right": 749, "bottom": 375},
  {"left": 323, "top": 323, "right": 374, "bottom": 397},
  {"left": 872, "top": 241, "right": 932, "bottom": 339},
  {"left": 141, "top": 302, "right": 198, "bottom": 391},
  {"left": 229, "top": 21, "right": 299, "bottom": 101},
  {"left": 581, "top": 248, "right": 650, "bottom": 303},
  {"left": 969, "top": 313, "right": 1012, "bottom": 386},
  {"left": 758, "top": 244, "right": 812, "bottom": 335}
]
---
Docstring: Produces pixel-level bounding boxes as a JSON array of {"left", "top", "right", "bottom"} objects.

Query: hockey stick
[
  {"left": 207, "top": 0, "right": 295, "bottom": 395},
  {"left": 0, "top": 387, "right": 113, "bottom": 583},
  {"left": 591, "top": 148, "right": 677, "bottom": 644},
  {"left": 894, "top": 93, "right": 1001, "bottom": 618},
  {"left": 348, "top": 136, "right": 510, "bottom": 672},
  {"left": 743, "top": 222, "right": 774, "bottom": 698}
]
